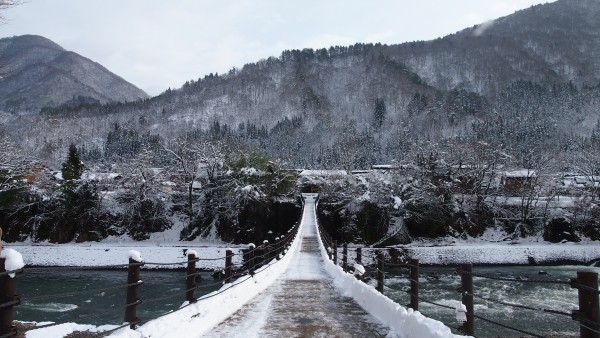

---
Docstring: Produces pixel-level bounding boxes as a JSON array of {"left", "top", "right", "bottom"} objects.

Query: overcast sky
[{"left": 1, "top": 0, "right": 555, "bottom": 96}]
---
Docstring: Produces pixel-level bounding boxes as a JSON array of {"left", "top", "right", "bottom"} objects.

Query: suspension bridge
[
  {"left": 0, "top": 193, "right": 598, "bottom": 337},
  {"left": 203, "top": 193, "right": 391, "bottom": 337}
]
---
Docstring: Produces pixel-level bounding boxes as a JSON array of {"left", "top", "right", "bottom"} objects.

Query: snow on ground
[
  {"left": 8, "top": 237, "right": 599, "bottom": 271},
  {"left": 402, "top": 243, "right": 600, "bottom": 265},
  {"left": 340, "top": 243, "right": 600, "bottom": 267},
  {"left": 5, "top": 243, "right": 245, "bottom": 270},
  {"left": 26, "top": 323, "right": 117, "bottom": 338}
]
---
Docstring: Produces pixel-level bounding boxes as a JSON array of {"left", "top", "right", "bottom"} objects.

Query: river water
[
  {"left": 13, "top": 265, "right": 596, "bottom": 336},
  {"left": 15, "top": 269, "right": 221, "bottom": 326},
  {"left": 375, "top": 265, "right": 598, "bottom": 337}
]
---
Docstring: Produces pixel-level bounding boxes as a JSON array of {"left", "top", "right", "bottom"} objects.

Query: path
[{"left": 204, "top": 194, "right": 390, "bottom": 337}]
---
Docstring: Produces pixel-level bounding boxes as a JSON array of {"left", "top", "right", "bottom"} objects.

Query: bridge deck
[{"left": 204, "top": 196, "right": 390, "bottom": 337}]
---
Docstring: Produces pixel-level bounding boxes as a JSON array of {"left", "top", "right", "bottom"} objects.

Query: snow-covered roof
[
  {"left": 299, "top": 170, "right": 347, "bottom": 177},
  {"left": 371, "top": 164, "right": 399, "bottom": 170},
  {"left": 503, "top": 170, "right": 536, "bottom": 178},
  {"left": 240, "top": 167, "right": 259, "bottom": 176},
  {"left": 81, "top": 172, "right": 122, "bottom": 181}
]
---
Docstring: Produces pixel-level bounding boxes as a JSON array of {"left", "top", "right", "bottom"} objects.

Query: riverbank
[
  {"left": 4, "top": 241, "right": 600, "bottom": 268},
  {"left": 341, "top": 242, "right": 600, "bottom": 267},
  {"left": 4, "top": 243, "right": 245, "bottom": 270},
  {"left": 399, "top": 243, "right": 600, "bottom": 266}
]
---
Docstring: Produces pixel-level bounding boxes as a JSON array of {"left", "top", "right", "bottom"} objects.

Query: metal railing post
[
  {"left": 409, "top": 259, "right": 419, "bottom": 311},
  {"left": 125, "top": 258, "right": 143, "bottom": 329},
  {"left": 572, "top": 271, "right": 599, "bottom": 338},
  {"left": 376, "top": 252, "right": 384, "bottom": 293},
  {"left": 186, "top": 252, "right": 197, "bottom": 303},
  {"left": 0, "top": 258, "right": 17, "bottom": 336},
  {"left": 225, "top": 249, "right": 233, "bottom": 284},
  {"left": 460, "top": 263, "right": 474, "bottom": 336}
]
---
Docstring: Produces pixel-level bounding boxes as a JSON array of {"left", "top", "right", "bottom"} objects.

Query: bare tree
[
  {"left": 444, "top": 142, "right": 509, "bottom": 236},
  {"left": 0, "top": 0, "right": 21, "bottom": 23},
  {"left": 162, "top": 135, "right": 228, "bottom": 223},
  {"left": 0, "top": 136, "right": 34, "bottom": 194}
]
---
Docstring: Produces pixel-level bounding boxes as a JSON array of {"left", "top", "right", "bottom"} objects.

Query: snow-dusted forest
[{"left": 2, "top": 0, "right": 600, "bottom": 245}]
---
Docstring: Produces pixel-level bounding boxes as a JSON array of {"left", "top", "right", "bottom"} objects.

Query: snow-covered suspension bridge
[
  {"left": 3, "top": 193, "right": 461, "bottom": 338},
  {"left": 2, "top": 193, "right": 598, "bottom": 337},
  {"left": 110, "top": 193, "right": 461, "bottom": 338}
]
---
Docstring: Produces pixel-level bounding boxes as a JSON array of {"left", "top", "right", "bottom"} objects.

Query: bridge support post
[
  {"left": 342, "top": 243, "right": 348, "bottom": 272},
  {"left": 0, "top": 258, "right": 17, "bottom": 337},
  {"left": 276, "top": 236, "right": 283, "bottom": 259},
  {"left": 186, "top": 252, "right": 197, "bottom": 303},
  {"left": 274, "top": 237, "right": 280, "bottom": 260},
  {"left": 356, "top": 247, "right": 362, "bottom": 265},
  {"left": 572, "top": 271, "right": 599, "bottom": 338},
  {"left": 376, "top": 252, "right": 384, "bottom": 294},
  {"left": 125, "top": 258, "right": 143, "bottom": 329},
  {"left": 225, "top": 249, "right": 233, "bottom": 284},
  {"left": 333, "top": 241, "right": 338, "bottom": 265},
  {"left": 247, "top": 244, "right": 256, "bottom": 275},
  {"left": 459, "top": 264, "right": 474, "bottom": 336},
  {"left": 408, "top": 259, "right": 419, "bottom": 311},
  {"left": 262, "top": 240, "right": 269, "bottom": 266}
]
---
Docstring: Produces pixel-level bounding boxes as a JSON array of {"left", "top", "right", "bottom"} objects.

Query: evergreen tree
[
  {"left": 62, "top": 144, "right": 84, "bottom": 181},
  {"left": 407, "top": 93, "right": 427, "bottom": 116},
  {"left": 373, "top": 98, "right": 386, "bottom": 130}
]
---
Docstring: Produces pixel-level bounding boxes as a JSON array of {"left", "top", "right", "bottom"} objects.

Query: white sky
[{"left": 1, "top": 0, "right": 556, "bottom": 96}]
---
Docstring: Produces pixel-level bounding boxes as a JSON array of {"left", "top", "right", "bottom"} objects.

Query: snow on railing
[{"left": 315, "top": 218, "right": 600, "bottom": 338}]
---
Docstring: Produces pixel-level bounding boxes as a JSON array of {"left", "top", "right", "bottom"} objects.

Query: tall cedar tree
[
  {"left": 62, "top": 144, "right": 84, "bottom": 180},
  {"left": 373, "top": 98, "right": 386, "bottom": 130}
]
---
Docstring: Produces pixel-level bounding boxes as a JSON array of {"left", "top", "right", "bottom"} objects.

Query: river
[
  {"left": 13, "top": 265, "right": 597, "bottom": 336},
  {"left": 375, "top": 265, "right": 598, "bottom": 337},
  {"left": 15, "top": 268, "right": 221, "bottom": 326}
]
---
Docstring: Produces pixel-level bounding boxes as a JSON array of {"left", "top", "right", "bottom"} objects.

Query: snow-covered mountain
[
  {"left": 4, "top": 0, "right": 600, "bottom": 244},
  {"left": 112, "top": 0, "right": 600, "bottom": 129},
  {"left": 0, "top": 35, "right": 148, "bottom": 114},
  {"left": 385, "top": 0, "right": 600, "bottom": 97}
]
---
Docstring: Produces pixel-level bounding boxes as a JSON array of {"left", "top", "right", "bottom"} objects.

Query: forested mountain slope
[
  {"left": 385, "top": 0, "right": 600, "bottom": 97},
  {"left": 2, "top": 0, "right": 600, "bottom": 244},
  {"left": 0, "top": 35, "right": 148, "bottom": 114}
]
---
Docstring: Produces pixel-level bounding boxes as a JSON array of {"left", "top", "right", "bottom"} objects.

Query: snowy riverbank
[
  {"left": 399, "top": 243, "right": 600, "bottom": 265},
  {"left": 336, "top": 242, "right": 600, "bottom": 267},
  {"left": 4, "top": 242, "right": 246, "bottom": 270},
  {"left": 4, "top": 240, "right": 600, "bottom": 269}
]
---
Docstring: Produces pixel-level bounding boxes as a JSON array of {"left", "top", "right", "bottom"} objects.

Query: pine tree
[
  {"left": 62, "top": 144, "right": 84, "bottom": 181},
  {"left": 373, "top": 98, "right": 386, "bottom": 130}
]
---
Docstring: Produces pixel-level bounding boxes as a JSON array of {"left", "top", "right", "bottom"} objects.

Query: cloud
[{"left": 473, "top": 20, "right": 496, "bottom": 36}]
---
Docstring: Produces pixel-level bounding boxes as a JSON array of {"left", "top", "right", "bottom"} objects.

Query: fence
[
  {"left": 317, "top": 222, "right": 600, "bottom": 338},
  {"left": 0, "top": 220, "right": 301, "bottom": 337}
]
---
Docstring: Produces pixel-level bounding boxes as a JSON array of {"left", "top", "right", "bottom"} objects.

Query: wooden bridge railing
[
  {"left": 0, "top": 219, "right": 302, "bottom": 337},
  {"left": 316, "top": 221, "right": 600, "bottom": 338}
]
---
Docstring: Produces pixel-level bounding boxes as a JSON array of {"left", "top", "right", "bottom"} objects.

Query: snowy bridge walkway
[{"left": 203, "top": 193, "right": 392, "bottom": 337}]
